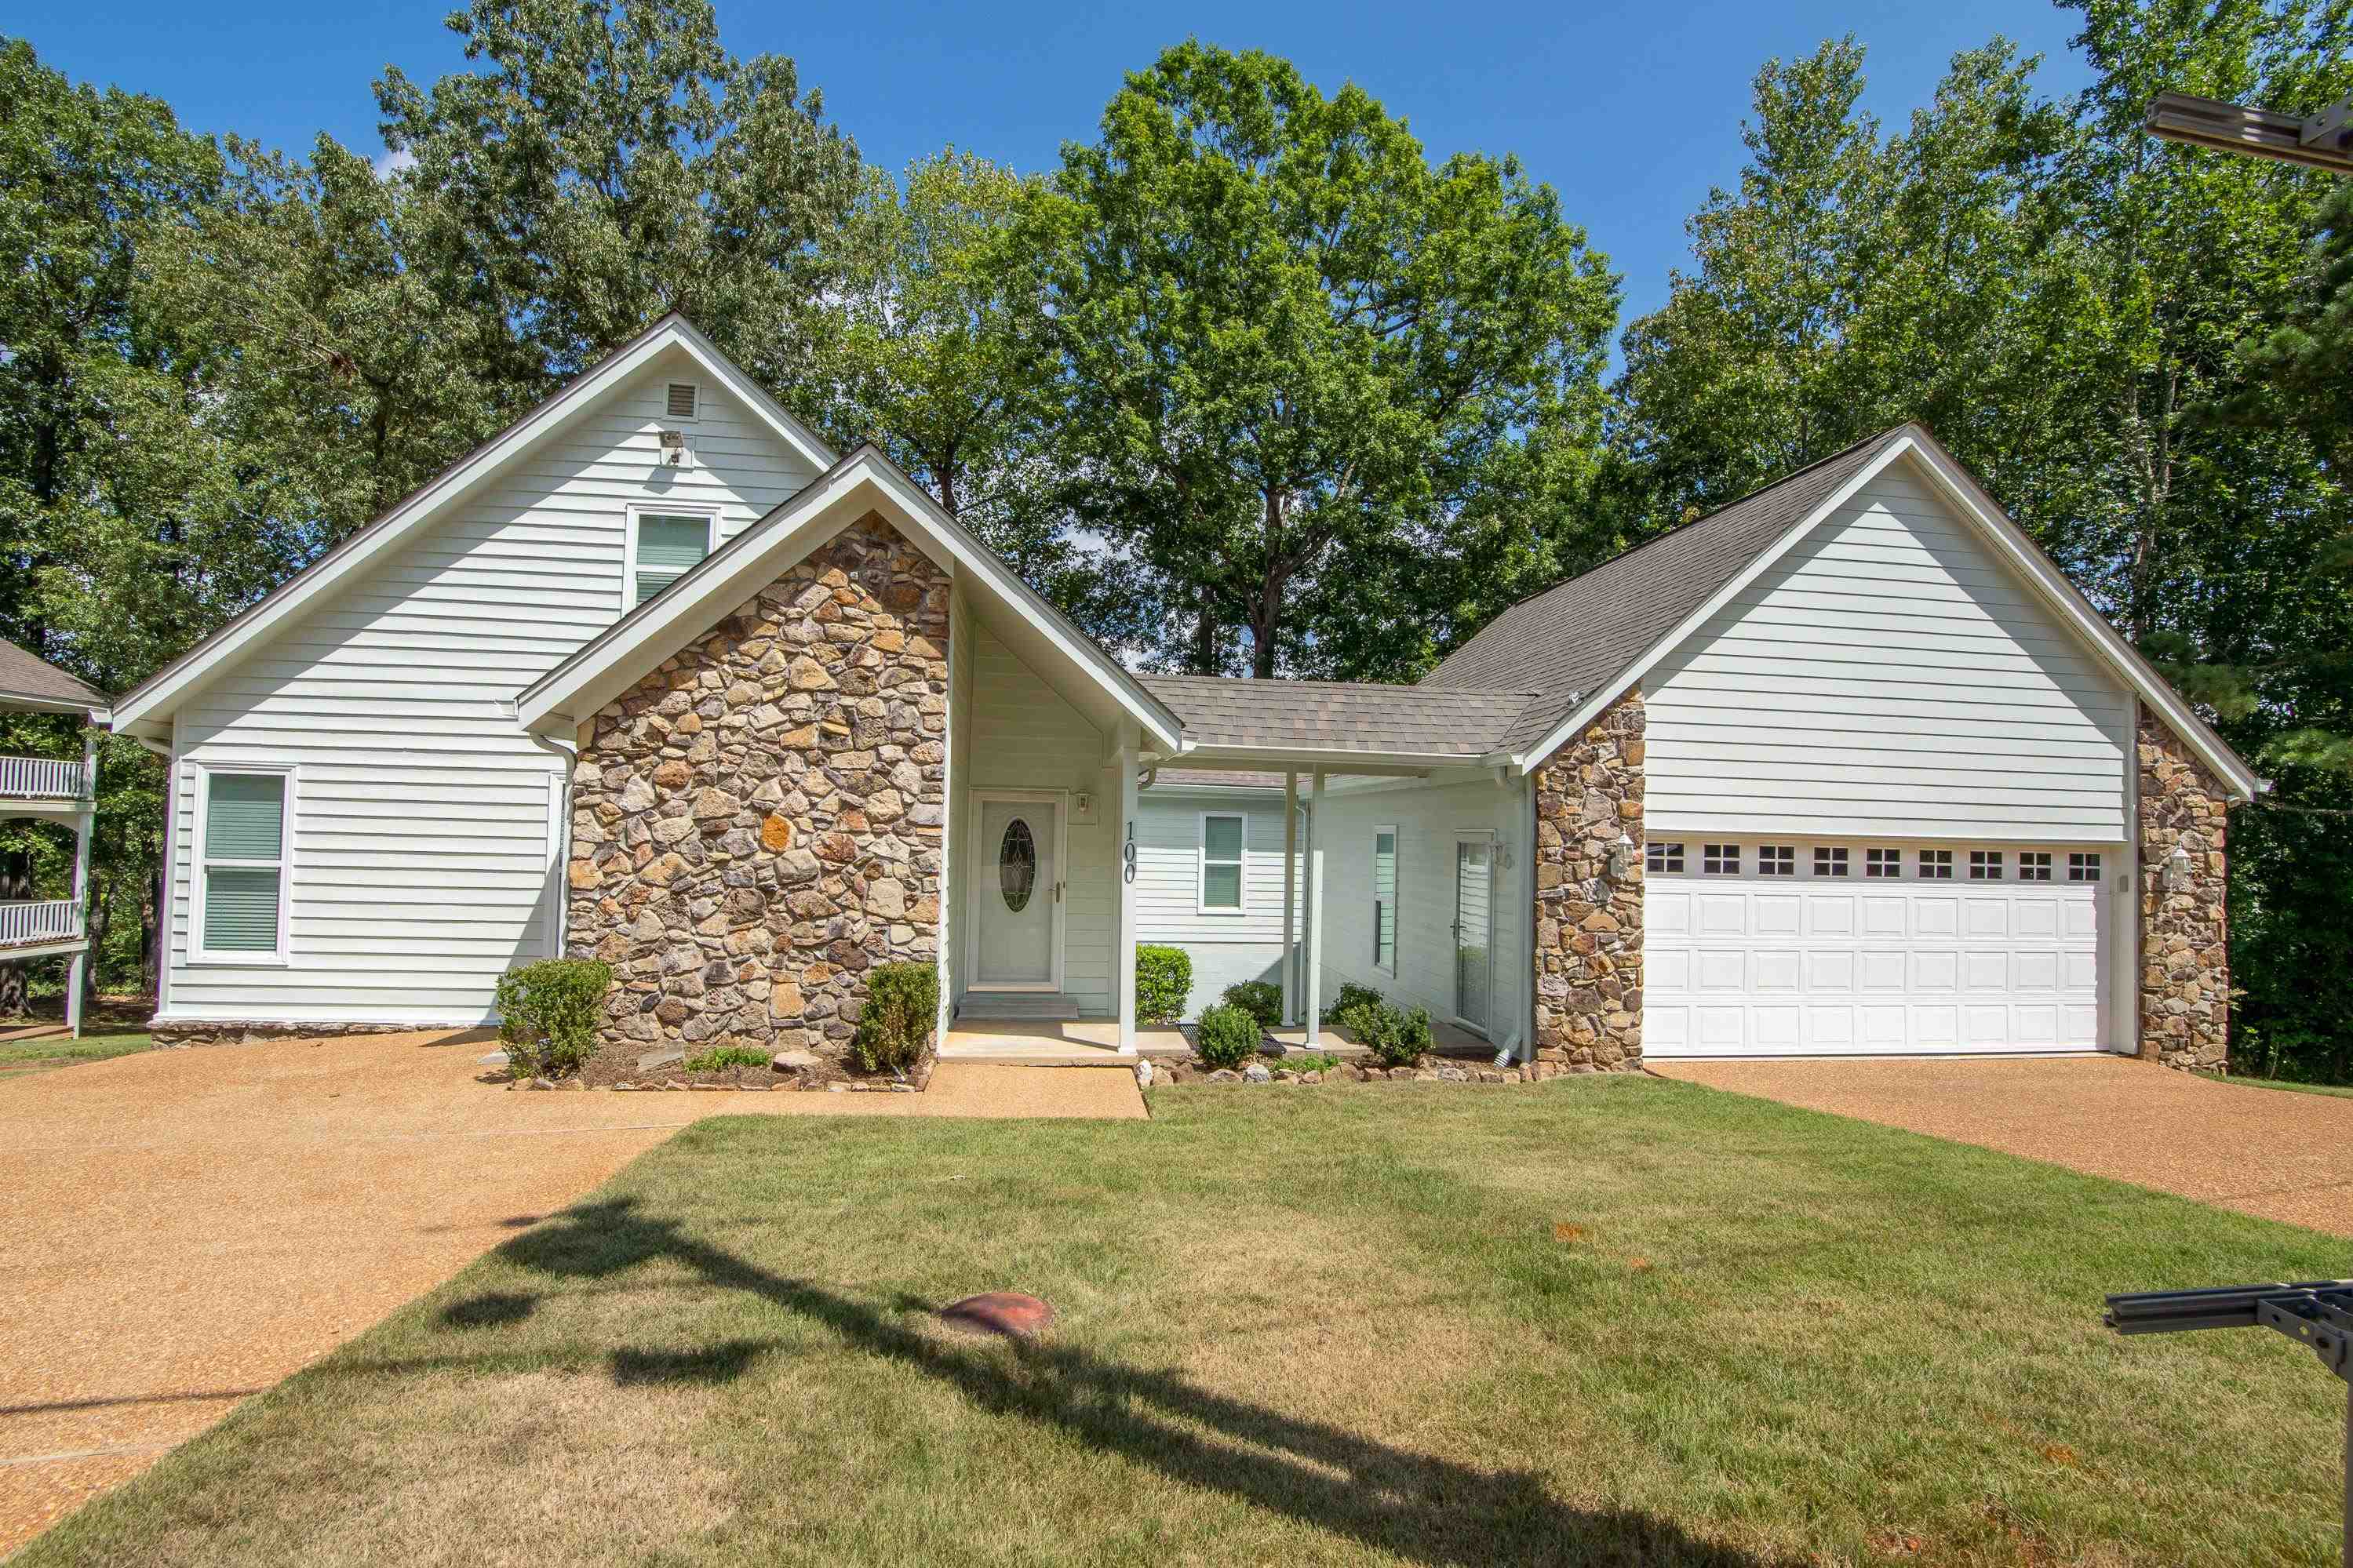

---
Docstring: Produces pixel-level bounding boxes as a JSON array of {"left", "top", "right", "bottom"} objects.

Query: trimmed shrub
[
  {"left": 1220, "top": 979, "right": 1284, "bottom": 1031},
  {"left": 1322, "top": 982, "right": 1385, "bottom": 1024},
  {"left": 494, "top": 958, "right": 614, "bottom": 1079},
  {"left": 1136, "top": 944, "right": 1192, "bottom": 1026},
  {"left": 1339, "top": 998, "right": 1433, "bottom": 1068},
  {"left": 683, "top": 1045, "right": 772, "bottom": 1073},
  {"left": 1194, "top": 1003, "right": 1262, "bottom": 1068},
  {"left": 852, "top": 961, "right": 938, "bottom": 1073}
]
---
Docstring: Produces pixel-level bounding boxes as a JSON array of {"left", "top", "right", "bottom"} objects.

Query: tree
[
  {"left": 374, "top": 0, "right": 867, "bottom": 391},
  {"left": 815, "top": 151, "right": 1069, "bottom": 580},
  {"left": 1032, "top": 42, "right": 1619, "bottom": 678}
]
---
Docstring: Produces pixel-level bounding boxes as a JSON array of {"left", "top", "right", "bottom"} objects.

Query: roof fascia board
[
  {"left": 1510, "top": 438, "right": 1911, "bottom": 772},
  {"left": 665, "top": 315, "right": 836, "bottom": 475},
  {"left": 517, "top": 458, "right": 871, "bottom": 729},
  {"left": 1898, "top": 438, "right": 2258, "bottom": 801},
  {"left": 518, "top": 451, "right": 1186, "bottom": 752},
  {"left": 851, "top": 460, "right": 1183, "bottom": 751},
  {"left": 1167, "top": 742, "right": 1481, "bottom": 773},
  {"left": 111, "top": 317, "right": 731, "bottom": 731}
]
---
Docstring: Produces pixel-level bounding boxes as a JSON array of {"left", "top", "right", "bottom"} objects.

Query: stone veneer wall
[
  {"left": 1531, "top": 687, "right": 1645, "bottom": 1072},
  {"left": 2136, "top": 704, "right": 2230, "bottom": 1071},
  {"left": 565, "top": 515, "right": 949, "bottom": 1071}
]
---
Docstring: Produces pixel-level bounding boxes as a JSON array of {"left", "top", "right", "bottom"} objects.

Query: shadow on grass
[{"left": 434, "top": 1195, "right": 1783, "bottom": 1568}]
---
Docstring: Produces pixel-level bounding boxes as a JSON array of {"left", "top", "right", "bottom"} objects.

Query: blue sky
[{"left": 17, "top": 0, "right": 2096, "bottom": 332}]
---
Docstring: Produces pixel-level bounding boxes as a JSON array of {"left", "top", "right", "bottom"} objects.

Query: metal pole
[{"left": 1281, "top": 770, "right": 1298, "bottom": 1024}]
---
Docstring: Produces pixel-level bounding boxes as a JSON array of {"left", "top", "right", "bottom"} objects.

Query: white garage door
[{"left": 1643, "top": 839, "right": 2115, "bottom": 1057}]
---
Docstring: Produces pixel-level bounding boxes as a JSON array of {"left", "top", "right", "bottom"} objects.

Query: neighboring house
[
  {"left": 0, "top": 639, "right": 107, "bottom": 1035},
  {"left": 105, "top": 316, "right": 2255, "bottom": 1074}
]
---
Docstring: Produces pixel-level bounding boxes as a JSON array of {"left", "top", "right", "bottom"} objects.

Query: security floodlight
[
  {"left": 658, "top": 428, "right": 689, "bottom": 467},
  {"left": 2147, "top": 90, "right": 2353, "bottom": 174}
]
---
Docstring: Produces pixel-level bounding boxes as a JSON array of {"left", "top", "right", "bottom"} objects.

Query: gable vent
[{"left": 665, "top": 382, "right": 698, "bottom": 420}]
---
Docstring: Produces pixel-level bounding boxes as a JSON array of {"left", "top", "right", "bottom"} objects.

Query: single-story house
[{"left": 105, "top": 315, "right": 2254, "bottom": 1073}]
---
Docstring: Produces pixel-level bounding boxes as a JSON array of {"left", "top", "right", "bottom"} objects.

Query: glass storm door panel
[
  {"left": 976, "top": 799, "right": 1058, "bottom": 987},
  {"left": 1454, "top": 837, "right": 1494, "bottom": 1032}
]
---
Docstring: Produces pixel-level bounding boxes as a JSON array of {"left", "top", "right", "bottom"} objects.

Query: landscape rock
[{"left": 1242, "top": 1062, "right": 1273, "bottom": 1083}]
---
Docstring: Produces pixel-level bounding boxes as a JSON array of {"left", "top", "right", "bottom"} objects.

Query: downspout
[{"left": 528, "top": 727, "right": 577, "bottom": 961}]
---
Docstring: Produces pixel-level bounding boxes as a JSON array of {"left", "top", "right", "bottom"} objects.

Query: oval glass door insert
[{"left": 999, "top": 818, "right": 1036, "bottom": 911}]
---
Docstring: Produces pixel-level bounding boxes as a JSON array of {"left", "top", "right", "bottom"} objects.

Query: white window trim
[
  {"left": 620, "top": 502, "right": 723, "bottom": 613},
  {"left": 1197, "top": 810, "right": 1248, "bottom": 915},
  {"left": 662, "top": 378, "right": 703, "bottom": 424},
  {"left": 189, "top": 761, "right": 295, "bottom": 967},
  {"left": 1372, "top": 824, "right": 1398, "bottom": 976}
]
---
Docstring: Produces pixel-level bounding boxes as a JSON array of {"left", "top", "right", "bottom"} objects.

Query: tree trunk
[{"left": 1189, "top": 594, "right": 1219, "bottom": 675}]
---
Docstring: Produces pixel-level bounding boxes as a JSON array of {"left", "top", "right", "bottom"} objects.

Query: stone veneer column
[
  {"left": 1531, "top": 687, "right": 1645, "bottom": 1072},
  {"left": 566, "top": 515, "right": 949, "bottom": 1071},
  {"left": 2136, "top": 704, "right": 2230, "bottom": 1071}
]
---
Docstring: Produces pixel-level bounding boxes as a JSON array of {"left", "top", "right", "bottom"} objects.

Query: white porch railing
[
  {"left": 0, "top": 755, "right": 93, "bottom": 802},
  {"left": 0, "top": 898, "right": 83, "bottom": 947}
]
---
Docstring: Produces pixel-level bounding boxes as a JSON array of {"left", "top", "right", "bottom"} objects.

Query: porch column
[
  {"left": 1116, "top": 743, "right": 1139, "bottom": 1053},
  {"left": 1303, "top": 770, "right": 1324, "bottom": 1048},
  {"left": 65, "top": 729, "right": 94, "bottom": 1039},
  {"left": 1281, "top": 769, "right": 1299, "bottom": 1024}
]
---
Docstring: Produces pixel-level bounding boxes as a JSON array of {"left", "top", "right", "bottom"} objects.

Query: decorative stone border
[{"left": 151, "top": 1020, "right": 461, "bottom": 1049}]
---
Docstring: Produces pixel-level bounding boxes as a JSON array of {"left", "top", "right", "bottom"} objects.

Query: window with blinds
[
  {"left": 1372, "top": 828, "right": 1397, "bottom": 973},
  {"left": 1200, "top": 813, "right": 1244, "bottom": 911},
  {"left": 632, "top": 513, "right": 711, "bottom": 606},
  {"left": 199, "top": 770, "right": 286, "bottom": 957}
]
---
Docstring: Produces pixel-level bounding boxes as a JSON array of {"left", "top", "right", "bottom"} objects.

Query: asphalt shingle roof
[
  {"left": 0, "top": 638, "right": 106, "bottom": 711},
  {"left": 1426, "top": 427, "right": 1911, "bottom": 755},
  {"left": 1138, "top": 674, "right": 1539, "bottom": 757}
]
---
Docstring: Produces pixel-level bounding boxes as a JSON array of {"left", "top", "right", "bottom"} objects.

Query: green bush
[
  {"left": 1282, "top": 1051, "right": 1340, "bottom": 1075},
  {"left": 1322, "top": 982, "right": 1385, "bottom": 1024},
  {"left": 494, "top": 958, "right": 614, "bottom": 1080},
  {"left": 1220, "top": 979, "right": 1284, "bottom": 1031},
  {"left": 683, "top": 1045, "right": 772, "bottom": 1072},
  {"left": 1136, "top": 944, "right": 1192, "bottom": 1026},
  {"left": 852, "top": 961, "right": 938, "bottom": 1073},
  {"left": 1338, "top": 998, "right": 1433, "bottom": 1068},
  {"left": 1194, "top": 1003, "right": 1262, "bottom": 1068}
]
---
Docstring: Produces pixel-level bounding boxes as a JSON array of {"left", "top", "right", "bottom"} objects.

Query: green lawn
[
  {"left": 22, "top": 1078, "right": 2346, "bottom": 1567},
  {"left": 2203, "top": 1071, "right": 2353, "bottom": 1101},
  {"left": 0, "top": 1028, "right": 150, "bottom": 1075}
]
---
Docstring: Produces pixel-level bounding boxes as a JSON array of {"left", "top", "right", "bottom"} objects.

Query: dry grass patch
[{"left": 18, "top": 1078, "right": 2348, "bottom": 1567}]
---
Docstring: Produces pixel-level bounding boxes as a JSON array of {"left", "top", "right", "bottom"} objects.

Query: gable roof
[
  {"left": 107, "top": 314, "right": 835, "bottom": 740},
  {"left": 1430, "top": 424, "right": 2259, "bottom": 800},
  {"left": 518, "top": 445, "right": 1184, "bottom": 751},
  {"left": 1430, "top": 428, "right": 1908, "bottom": 759},
  {"left": 0, "top": 638, "right": 107, "bottom": 714},
  {"left": 1139, "top": 674, "right": 1533, "bottom": 761}
]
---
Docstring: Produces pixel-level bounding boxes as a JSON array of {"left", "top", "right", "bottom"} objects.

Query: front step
[{"left": 956, "top": 992, "right": 1082, "bottom": 1021}]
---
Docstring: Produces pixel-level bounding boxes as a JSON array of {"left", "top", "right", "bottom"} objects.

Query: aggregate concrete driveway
[
  {"left": 1652, "top": 1055, "right": 2353, "bottom": 1238},
  {"left": 0, "top": 1031, "right": 1142, "bottom": 1557}
]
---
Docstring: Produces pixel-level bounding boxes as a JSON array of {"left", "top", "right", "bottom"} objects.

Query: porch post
[
  {"left": 65, "top": 729, "right": 94, "bottom": 1039},
  {"left": 1116, "top": 742, "right": 1139, "bottom": 1053},
  {"left": 1281, "top": 769, "right": 1299, "bottom": 1024},
  {"left": 1303, "top": 770, "right": 1324, "bottom": 1048}
]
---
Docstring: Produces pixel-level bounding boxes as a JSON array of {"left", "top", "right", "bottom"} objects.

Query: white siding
[
  {"left": 164, "top": 348, "right": 821, "bottom": 1024},
  {"left": 952, "top": 617, "right": 1117, "bottom": 1016},
  {"left": 1135, "top": 784, "right": 1299, "bottom": 1017},
  {"left": 1313, "top": 776, "right": 1528, "bottom": 1044},
  {"left": 1645, "top": 457, "right": 2135, "bottom": 841}
]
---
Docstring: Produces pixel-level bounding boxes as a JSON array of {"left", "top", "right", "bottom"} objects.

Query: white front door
[
  {"left": 1643, "top": 839, "right": 2114, "bottom": 1057},
  {"left": 972, "top": 795, "right": 1062, "bottom": 990},
  {"left": 1453, "top": 835, "right": 1495, "bottom": 1035}
]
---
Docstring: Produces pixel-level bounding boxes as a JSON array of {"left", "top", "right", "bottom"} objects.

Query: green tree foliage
[
  {"left": 374, "top": 0, "right": 866, "bottom": 389},
  {"left": 815, "top": 151, "right": 1073, "bottom": 581},
  {"left": 1031, "top": 42, "right": 1619, "bottom": 678}
]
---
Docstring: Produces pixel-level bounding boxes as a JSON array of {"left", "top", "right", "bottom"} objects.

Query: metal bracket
[{"left": 2302, "top": 96, "right": 2353, "bottom": 150}]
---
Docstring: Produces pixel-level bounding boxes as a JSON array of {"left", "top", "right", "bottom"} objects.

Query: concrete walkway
[
  {"left": 1652, "top": 1055, "right": 2353, "bottom": 1237},
  {"left": 0, "top": 1031, "right": 1140, "bottom": 1556}
]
